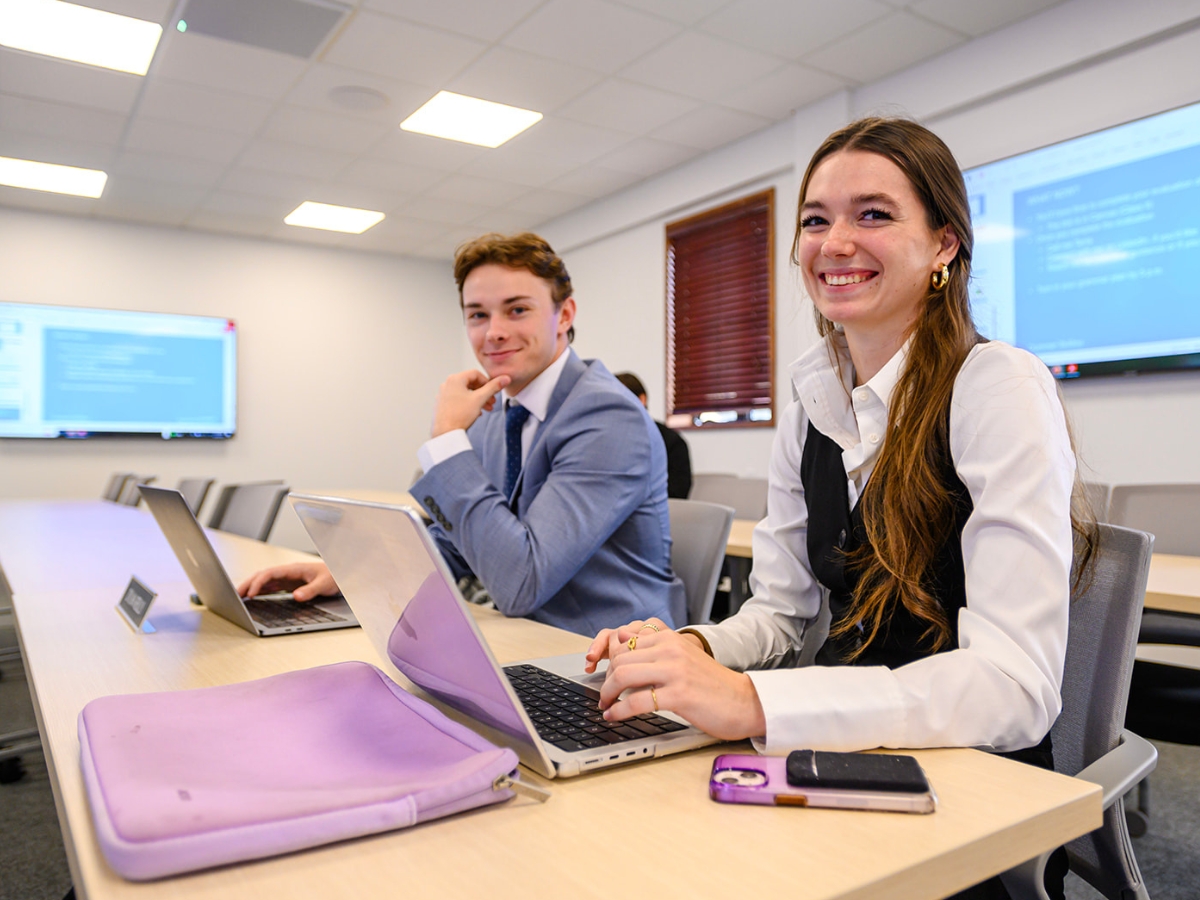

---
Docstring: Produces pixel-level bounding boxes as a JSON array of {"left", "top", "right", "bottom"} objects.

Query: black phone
[{"left": 786, "top": 749, "right": 933, "bottom": 794}]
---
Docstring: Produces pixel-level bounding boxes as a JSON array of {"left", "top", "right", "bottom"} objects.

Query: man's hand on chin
[{"left": 431, "top": 370, "right": 512, "bottom": 437}]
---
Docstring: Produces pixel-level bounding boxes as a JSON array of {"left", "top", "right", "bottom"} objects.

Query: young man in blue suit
[
  {"left": 410, "top": 233, "right": 684, "bottom": 636},
  {"left": 240, "top": 233, "right": 684, "bottom": 637}
]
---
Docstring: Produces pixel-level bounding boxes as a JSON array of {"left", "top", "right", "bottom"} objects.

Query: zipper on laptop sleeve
[{"left": 493, "top": 773, "right": 551, "bottom": 803}]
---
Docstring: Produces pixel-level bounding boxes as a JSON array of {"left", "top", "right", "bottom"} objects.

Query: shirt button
[
  {"left": 868, "top": 433, "right": 880, "bottom": 444},
  {"left": 854, "top": 389, "right": 868, "bottom": 403}
]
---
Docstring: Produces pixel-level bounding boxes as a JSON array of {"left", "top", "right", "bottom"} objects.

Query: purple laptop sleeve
[{"left": 78, "top": 661, "right": 521, "bottom": 880}]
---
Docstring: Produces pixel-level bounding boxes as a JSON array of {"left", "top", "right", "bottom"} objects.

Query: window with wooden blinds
[{"left": 665, "top": 189, "right": 774, "bottom": 430}]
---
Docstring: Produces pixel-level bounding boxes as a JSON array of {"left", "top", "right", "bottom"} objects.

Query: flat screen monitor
[
  {"left": 0, "top": 301, "right": 237, "bottom": 438},
  {"left": 964, "top": 100, "right": 1200, "bottom": 378}
]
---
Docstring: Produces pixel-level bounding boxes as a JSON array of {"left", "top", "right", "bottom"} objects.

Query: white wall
[
  {"left": 543, "top": 0, "right": 1200, "bottom": 486},
  {"left": 0, "top": 207, "right": 467, "bottom": 549}
]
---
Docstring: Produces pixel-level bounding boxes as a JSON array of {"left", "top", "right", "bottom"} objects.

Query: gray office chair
[
  {"left": 176, "top": 477, "right": 215, "bottom": 517},
  {"left": 690, "top": 473, "right": 768, "bottom": 520},
  {"left": 1107, "top": 483, "right": 1200, "bottom": 827},
  {"left": 1081, "top": 481, "right": 1113, "bottom": 522},
  {"left": 206, "top": 480, "right": 285, "bottom": 530},
  {"left": 1000, "top": 524, "right": 1157, "bottom": 900},
  {"left": 668, "top": 499, "right": 735, "bottom": 626},
  {"left": 213, "top": 482, "right": 290, "bottom": 542},
  {"left": 117, "top": 476, "right": 155, "bottom": 507},
  {"left": 0, "top": 563, "right": 40, "bottom": 783},
  {"left": 102, "top": 472, "right": 133, "bottom": 502}
]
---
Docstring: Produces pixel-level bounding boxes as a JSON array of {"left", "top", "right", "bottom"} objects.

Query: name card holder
[{"left": 116, "top": 577, "right": 157, "bottom": 634}]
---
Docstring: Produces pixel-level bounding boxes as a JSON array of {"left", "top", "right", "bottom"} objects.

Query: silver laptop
[
  {"left": 290, "top": 493, "right": 718, "bottom": 778},
  {"left": 140, "top": 485, "right": 358, "bottom": 637}
]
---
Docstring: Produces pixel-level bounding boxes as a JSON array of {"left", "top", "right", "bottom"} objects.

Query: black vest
[{"left": 799, "top": 419, "right": 1054, "bottom": 769}]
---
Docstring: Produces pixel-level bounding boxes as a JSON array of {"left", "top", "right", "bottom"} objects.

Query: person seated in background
[
  {"left": 585, "top": 118, "right": 1095, "bottom": 900},
  {"left": 240, "top": 232, "right": 684, "bottom": 637},
  {"left": 615, "top": 372, "right": 692, "bottom": 500}
]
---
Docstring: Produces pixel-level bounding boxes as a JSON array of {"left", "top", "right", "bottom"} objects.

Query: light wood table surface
[
  {"left": 1, "top": 500, "right": 1101, "bottom": 900},
  {"left": 1143, "top": 553, "right": 1200, "bottom": 615}
]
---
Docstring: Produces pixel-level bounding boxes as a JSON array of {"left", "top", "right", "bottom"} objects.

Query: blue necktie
[{"left": 504, "top": 401, "right": 531, "bottom": 499}]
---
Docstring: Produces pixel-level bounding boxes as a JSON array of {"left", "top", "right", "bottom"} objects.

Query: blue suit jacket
[{"left": 412, "top": 351, "right": 686, "bottom": 636}]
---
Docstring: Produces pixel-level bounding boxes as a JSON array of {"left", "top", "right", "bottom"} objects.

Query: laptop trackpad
[{"left": 520, "top": 652, "right": 607, "bottom": 685}]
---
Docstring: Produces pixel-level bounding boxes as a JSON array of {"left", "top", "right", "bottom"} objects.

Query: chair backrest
[
  {"left": 1053, "top": 523, "right": 1154, "bottom": 897},
  {"left": 117, "top": 476, "right": 155, "bottom": 507},
  {"left": 215, "top": 483, "right": 290, "bottom": 542},
  {"left": 176, "top": 478, "right": 215, "bottom": 517},
  {"left": 1080, "top": 481, "right": 1112, "bottom": 522},
  {"left": 690, "top": 474, "right": 768, "bottom": 520},
  {"left": 103, "top": 473, "right": 133, "bottom": 502},
  {"left": 667, "top": 499, "right": 735, "bottom": 626},
  {"left": 206, "top": 480, "right": 284, "bottom": 529},
  {"left": 1108, "top": 483, "right": 1200, "bottom": 555}
]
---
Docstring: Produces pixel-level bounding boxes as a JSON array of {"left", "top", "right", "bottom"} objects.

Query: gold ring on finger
[
  {"left": 650, "top": 686, "right": 660, "bottom": 712},
  {"left": 638, "top": 623, "right": 660, "bottom": 633},
  {"left": 627, "top": 635, "right": 637, "bottom": 651}
]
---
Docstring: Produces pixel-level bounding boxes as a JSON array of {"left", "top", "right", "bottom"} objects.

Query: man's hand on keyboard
[{"left": 237, "top": 561, "right": 338, "bottom": 602}]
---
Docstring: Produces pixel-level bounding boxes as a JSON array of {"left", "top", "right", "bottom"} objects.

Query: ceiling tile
[
  {"left": 608, "top": 0, "right": 732, "bottom": 25},
  {"left": 545, "top": 164, "right": 642, "bottom": 197},
  {"left": 458, "top": 145, "right": 577, "bottom": 187},
  {"left": 447, "top": 46, "right": 604, "bottom": 114},
  {"left": 909, "top": 0, "right": 1064, "bottom": 38},
  {"left": 0, "top": 48, "right": 143, "bottom": 114},
  {"left": 368, "top": 129, "right": 485, "bottom": 172},
  {"left": 304, "top": 183, "right": 410, "bottom": 215},
  {"left": 467, "top": 208, "right": 544, "bottom": 234},
  {"left": 700, "top": 0, "right": 891, "bottom": 61},
  {"left": 503, "top": 0, "right": 681, "bottom": 73},
  {"left": 265, "top": 221, "right": 355, "bottom": 248},
  {"left": 238, "top": 139, "right": 355, "bottom": 178},
  {"left": 424, "top": 174, "right": 529, "bottom": 207},
  {"left": 123, "top": 118, "right": 249, "bottom": 165},
  {"left": 416, "top": 226, "right": 490, "bottom": 260},
  {"left": 259, "top": 106, "right": 392, "bottom": 154},
  {"left": 0, "top": 129, "right": 116, "bottom": 169},
  {"left": 283, "top": 63, "right": 432, "bottom": 124},
  {"left": 93, "top": 177, "right": 210, "bottom": 225},
  {"left": 136, "top": 80, "right": 275, "bottom": 136},
  {"left": 218, "top": 167, "right": 320, "bottom": 200},
  {"left": 592, "top": 136, "right": 699, "bottom": 175},
  {"left": 153, "top": 30, "right": 307, "bottom": 100},
  {"left": 0, "top": 95, "right": 126, "bottom": 147},
  {"left": 335, "top": 158, "right": 448, "bottom": 194},
  {"left": 498, "top": 117, "right": 630, "bottom": 167},
  {"left": 362, "top": 0, "right": 545, "bottom": 42},
  {"left": 620, "top": 31, "right": 783, "bottom": 100},
  {"left": 556, "top": 80, "right": 699, "bottom": 135},
  {"left": 199, "top": 191, "right": 295, "bottom": 219},
  {"left": 801, "top": 11, "right": 964, "bottom": 84},
  {"left": 322, "top": 11, "right": 487, "bottom": 87},
  {"left": 350, "top": 214, "right": 447, "bottom": 254},
  {"left": 717, "top": 63, "right": 848, "bottom": 119},
  {"left": 508, "top": 187, "right": 591, "bottom": 218},
  {"left": 650, "top": 104, "right": 770, "bottom": 150},
  {"left": 185, "top": 209, "right": 275, "bottom": 238},
  {"left": 109, "top": 150, "right": 228, "bottom": 188},
  {"left": 400, "top": 195, "right": 494, "bottom": 226}
]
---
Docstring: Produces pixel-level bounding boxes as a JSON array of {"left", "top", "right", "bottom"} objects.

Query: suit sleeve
[{"left": 412, "top": 391, "right": 657, "bottom": 618}]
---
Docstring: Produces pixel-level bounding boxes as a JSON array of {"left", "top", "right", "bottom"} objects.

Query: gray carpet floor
[{"left": 2, "top": 648, "right": 1197, "bottom": 900}]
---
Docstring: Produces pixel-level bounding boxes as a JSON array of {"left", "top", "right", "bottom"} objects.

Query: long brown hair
[{"left": 792, "top": 117, "right": 1094, "bottom": 657}]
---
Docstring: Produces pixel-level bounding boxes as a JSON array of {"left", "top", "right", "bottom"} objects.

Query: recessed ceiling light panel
[
  {"left": 284, "top": 201, "right": 384, "bottom": 234},
  {"left": 400, "top": 91, "right": 543, "bottom": 149},
  {"left": 0, "top": 156, "right": 107, "bottom": 198},
  {"left": 0, "top": 0, "right": 163, "bottom": 76}
]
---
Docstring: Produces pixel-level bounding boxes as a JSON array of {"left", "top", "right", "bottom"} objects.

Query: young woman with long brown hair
[{"left": 587, "top": 116, "right": 1085, "bottom": 785}]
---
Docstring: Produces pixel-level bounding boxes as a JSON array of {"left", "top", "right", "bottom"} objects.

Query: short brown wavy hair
[{"left": 453, "top": 232, "right": 575, "bottom": 342}]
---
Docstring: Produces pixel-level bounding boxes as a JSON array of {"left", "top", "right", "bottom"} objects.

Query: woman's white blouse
[{"left": 690, "top": 335, "right": 1076, "bottom": 754}]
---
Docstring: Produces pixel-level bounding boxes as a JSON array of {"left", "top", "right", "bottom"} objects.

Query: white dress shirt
[
  {"left": 690, "top": 332, "right": 1075, "bottom": 755},
  {"left": 418, "top": 349, "right": 572, "bottom": 473}
]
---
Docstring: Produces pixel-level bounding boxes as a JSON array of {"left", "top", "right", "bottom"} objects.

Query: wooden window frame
[{"left": 665, "top": 189, "right": 775, "bottom": 431}]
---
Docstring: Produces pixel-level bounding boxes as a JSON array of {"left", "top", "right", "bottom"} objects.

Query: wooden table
[{"left": 1, "top": 500, "right": 1101, "bottom": 900}]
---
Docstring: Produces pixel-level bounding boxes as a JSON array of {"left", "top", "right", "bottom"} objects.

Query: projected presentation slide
[
  {"left": 964, "top": 101, "right": 1200, "bottom": 376},
  {"left": 0, "top": 302, "right": 237, "bottom": 438}
]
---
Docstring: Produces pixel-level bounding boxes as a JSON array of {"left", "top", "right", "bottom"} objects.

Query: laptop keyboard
[
  {"left": 503, "top": 664, "right": 688, "bottom": 753},
  {"left": 244, "top": 598, "right": 346, "bottom": 628}
]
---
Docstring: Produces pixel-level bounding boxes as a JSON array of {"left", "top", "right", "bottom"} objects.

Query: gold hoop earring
[{"left": 930, "top": 264, "right": 950, "bottom": 291}]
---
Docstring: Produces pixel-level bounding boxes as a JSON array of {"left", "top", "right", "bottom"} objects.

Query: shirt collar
[
  {"left": 789, "top": 332, "right": 909, "bottom": 448},
  {"left": 503, "top": 347, "right": 572, "bottom": 424}
]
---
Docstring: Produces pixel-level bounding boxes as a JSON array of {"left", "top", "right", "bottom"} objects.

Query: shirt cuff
[{"left": 418, "top": 430, "right": 473, "bottom": 473}]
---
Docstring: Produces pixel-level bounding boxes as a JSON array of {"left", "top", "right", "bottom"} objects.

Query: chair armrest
[{"left": 1074, "top": 729, "right": 1157, "bottom": 809}]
